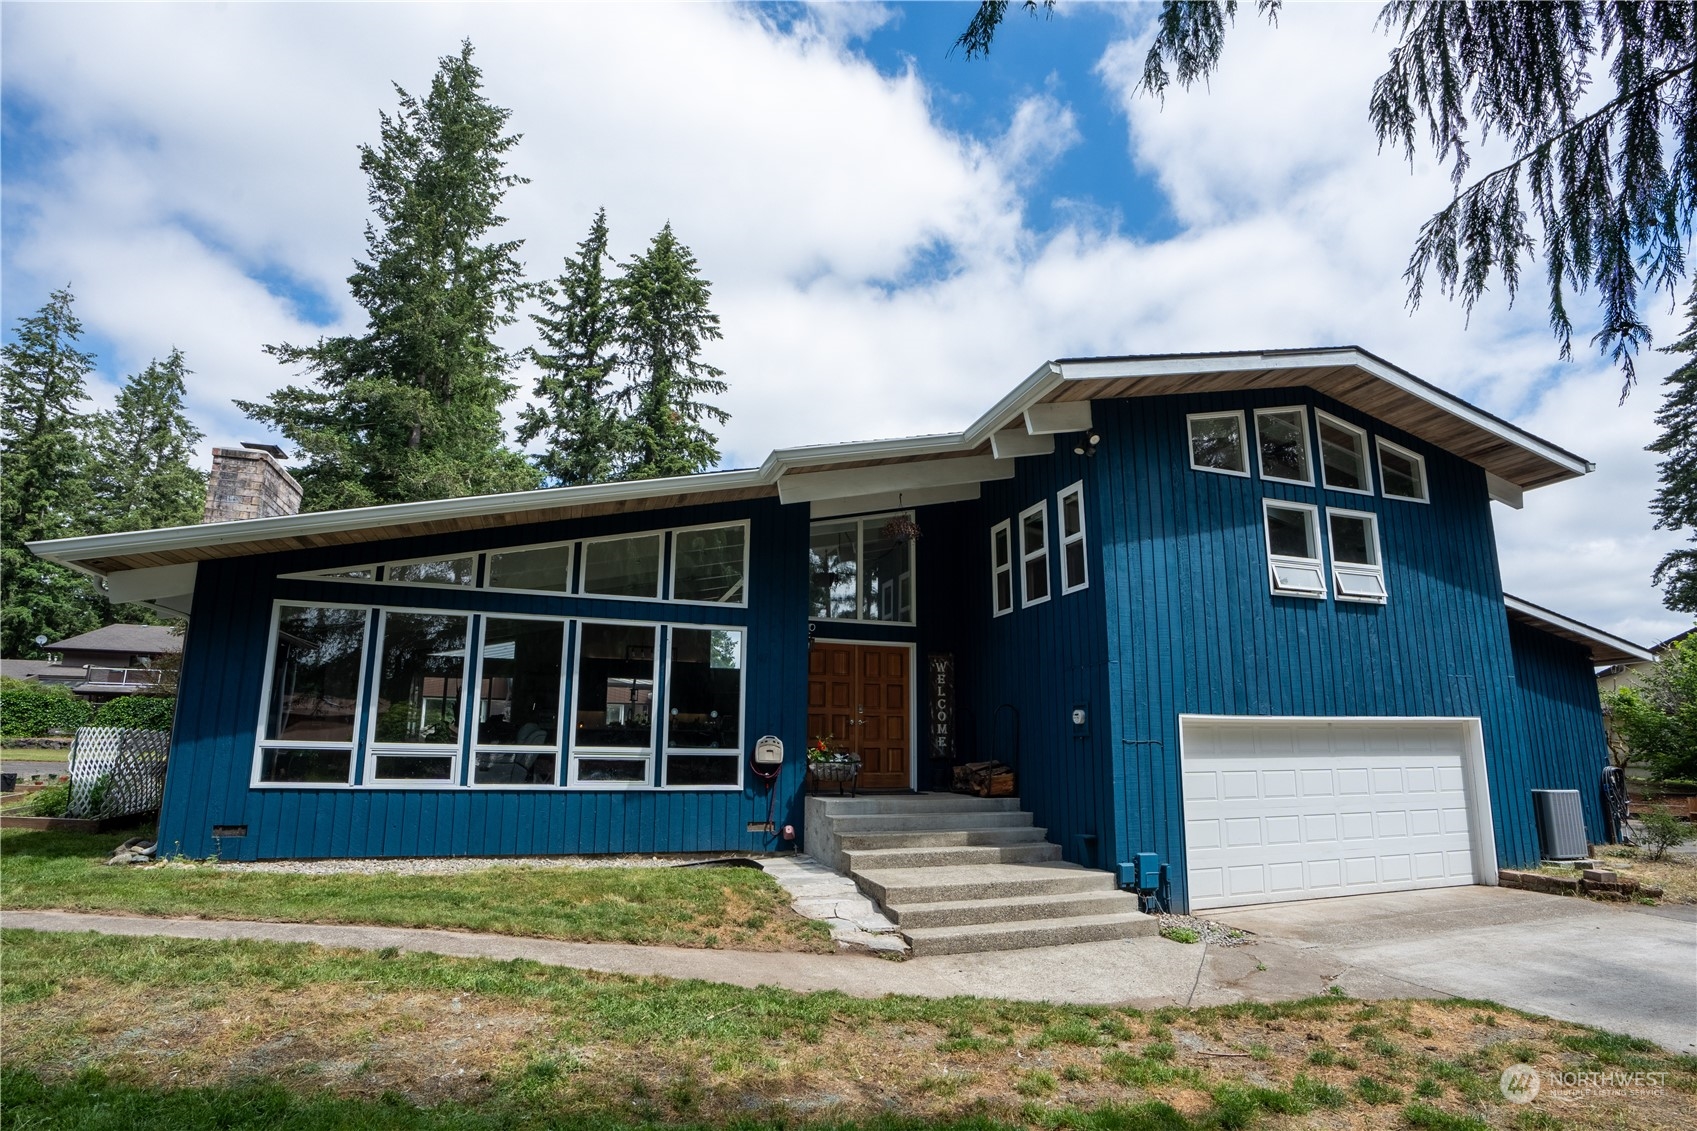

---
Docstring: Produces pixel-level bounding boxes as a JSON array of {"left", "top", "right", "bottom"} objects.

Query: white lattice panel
[{"left": 68, "top": 727, "right": 170, "bottom": 818}]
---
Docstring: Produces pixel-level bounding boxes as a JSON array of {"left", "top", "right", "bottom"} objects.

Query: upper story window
[
  {"left": 254, "top": 604, "right": 369, "bottom": 786},
  {"left": 1254, "top": 407, "right": 1312, "bottom": 485},
  {"left": 1019, "top": 501, "right": 1051, "bottom": 607},
  {"left": 1263, "top": 500, "right": 1326, "bottom": 599},
  {"left": 808, "top": 513, "right": 915, "bottom": 624},
  {"left": 670, "top": 523, "right": 747, "bottom": 603},
  {"left": 1316, "top": 411, "right": 1372, "bottom": 495},
  {"left": 990, "top": 519, "right": 1013, "bottom": 616},
  {"left": 487, "top": 542, "right": 573, "bottom": 594},
  {"left": 1057, "top": 482, "right": 1088, "bottom": 594},
  {"left": 1187, "top": 411, "right": 1249, "bottom": 476},
  {"left": 1376, "top": 439, "right": 1429, "bottom": 503},
  {"left": 582, "top": 533, "right": 663, "bottom": 599},
  {"left": 1328, "top": 508, "right": 1387, "bottom": 603}
]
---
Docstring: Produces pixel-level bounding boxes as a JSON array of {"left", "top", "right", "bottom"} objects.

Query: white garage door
[{"left": 1181, "top": 718, "right": 1488, "bottom": 911}]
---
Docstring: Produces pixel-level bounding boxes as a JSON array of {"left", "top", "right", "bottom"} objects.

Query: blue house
[{"left": 30, "top": 347, "right": 1652, "bottom": 916}]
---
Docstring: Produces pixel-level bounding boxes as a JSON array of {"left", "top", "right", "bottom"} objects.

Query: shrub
[
  {"left": 1638, "top": 806, "right": 1692, "bottom": 860},
  {"left": 92, "top": 695, "right": 176, "bottom": 731},
  {"left": 0, "top": 678, "right": 92, "bottom": 738},
  {"left": 18, "top": 780, "right": 70, "bottom": 817}
]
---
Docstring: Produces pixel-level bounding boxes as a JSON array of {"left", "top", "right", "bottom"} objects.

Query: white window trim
[
  {"left": 1326, "top": 507, "right": 1388, "bottom": 604},
  {"left": 251, "top": 600, "right": 371, "bottom": 790},
  {"left": 1186, "top": 410, "right": 1251, "bottom": 478},
  {"left": 278, "top": 564, "right": 383, "bottom": 583},
  {"left": 480, "top": 539, "right": 577, "bottom": 597},
  {"left": 666, "top": 519, "right": 751, "bottom": 607},
  {"left": 566, "top": 617, "right": 661, "bottom": 790},
  {"left": 1018, "top": 500, "right": 1052, "bottom": 608},
  {"left": 1262, "top": 499, "right": 1327, "bottom": 600},
  {"left": 990, "top": 518, "right": 1014, "bottom": 617},
  {"left": 579, "top": 530, "right": 668, "bottom": 603},
  {"left": 363, "top": 607, "right": 475, "bottom": 790},
  {"left": 660, "top": 623, "right": 748, "bottom": 791},
  {"left": 807, "top": 509, "right": 918, "bottom": 626},
  {"left": 1315, "top": 409, "right": 1375, "bottom": 496},
  {"left": 467, "top": 612, "right": 570, "bottom": 790},
  {"left": 1376, "top": 437, "right": 1430, "bottom": 504},
  {"left": 381, "top": 551, "right": 482, "bottom": 590},
  {"left": 1057, "top": 481, "right": 1089, "bottom": 595},
  {"left": 1253, "top": 405, "right": 1314, "bottom": 486}
]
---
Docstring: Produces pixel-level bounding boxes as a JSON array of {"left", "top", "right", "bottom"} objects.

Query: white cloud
[{"left": 1, "top": 2, "right": 1687, "bottom": 641}]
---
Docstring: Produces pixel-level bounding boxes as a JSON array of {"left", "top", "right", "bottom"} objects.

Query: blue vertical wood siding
[{"left": 1508, "top": 619, "right": 1613, "bottom": 843}]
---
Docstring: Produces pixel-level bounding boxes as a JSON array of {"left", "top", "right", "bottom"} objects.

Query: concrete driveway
[{"left": 1214, "top": 886, "right": 1697, "bottom": 1054}]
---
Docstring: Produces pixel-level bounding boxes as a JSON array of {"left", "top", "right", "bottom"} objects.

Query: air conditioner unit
[{"left": 1531, "top": 789, "right": 1588, "bottom": 860}]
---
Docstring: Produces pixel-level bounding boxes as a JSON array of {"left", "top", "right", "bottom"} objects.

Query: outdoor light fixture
[{"left": 1073, "top": 431, "right": 1102, "bottom": 458}]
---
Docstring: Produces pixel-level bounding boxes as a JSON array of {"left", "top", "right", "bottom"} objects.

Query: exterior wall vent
[{"left": 1530, "top": 789, "right": 1587, "bottom": 860}]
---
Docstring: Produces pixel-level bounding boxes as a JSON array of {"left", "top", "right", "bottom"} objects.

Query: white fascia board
[
  {"left": 103, "top": 562, "right": 198, "bottom": 604},
  {"left": 809, "top": 482, "right": 982, "bottom": 519},
  {"left": 1485, "top": 473, "right": 1524, "bottom": 509},
  {"left": 990, "top": 430, "right": 1055, "bottom": 459},
  {"left": 1503, "top": 594, "right": 1657, "bottom": 664},
  {"left": 1024, "top": 402, "right": 1093, "bottom": 435},
  {"left": 778, "top": 455, "right": 1013, "bottom": 504}
]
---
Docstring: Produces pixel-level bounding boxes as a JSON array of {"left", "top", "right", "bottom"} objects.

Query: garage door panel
[{"left": 1183, "top": 719, "right": 1479, "bottom": 911}]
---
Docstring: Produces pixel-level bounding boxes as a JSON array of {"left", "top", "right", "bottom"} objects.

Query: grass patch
[
  {"left": 0, "top": 828, "right": 831, "bottom": 951},
  {"left": 1, "top": 747, "right": 71, "bottom": 762},
  {"left": 1159, "top": 926, "right": 1201, "bottom": 944},
  {"left": 1353, "top": 1075, "right": 1402, "bottom": 1105}
]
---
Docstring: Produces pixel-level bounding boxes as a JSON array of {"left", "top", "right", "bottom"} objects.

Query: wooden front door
[{"left": 807, "top": 642, "right": 911, "bottom": 790}]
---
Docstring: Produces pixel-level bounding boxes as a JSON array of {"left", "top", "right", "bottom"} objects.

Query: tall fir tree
[
  {"left": 89, "top": 348, "right": 207, "bottom": 533},
  {"left": 0, "top": 287, "right": 105, "bottom": 656},
  {"left": 614, "top": 223, "right": 730, "bottom": 481},
  {"left": 239, "top": 41, "right": 540, "bottom": 510},
  {"left": 1649, "top": 284, "right": 1697, "bottom": 612},
  {"left": 518, "top": 208, "right": 628, "bottom": 486}
]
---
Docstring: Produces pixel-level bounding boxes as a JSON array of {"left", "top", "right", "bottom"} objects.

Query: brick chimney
[{"left": 203, "top": 443, "right": 304, "bottom": 523}]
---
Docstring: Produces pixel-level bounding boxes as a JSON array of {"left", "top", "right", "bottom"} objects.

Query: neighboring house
[
  {"left": 26, "top": 347, "right": 1656, "bottom": 912},
  {"left": 45, "top": 624, "right": 181, "bottom": 701},
  {"left": 0, "top": 657, "right": 88, "bottom": 690},
  {"left": 1597, "top": 626, "right": 1695, "bottom": 768}
]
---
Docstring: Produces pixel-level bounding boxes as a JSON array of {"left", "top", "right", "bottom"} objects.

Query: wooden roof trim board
[
  {"left": 30, "top": 346, "right": 1590, "bottom": 580},
  {"left": 1503, "top": 594, "right": 1657, "bottom": 667}
]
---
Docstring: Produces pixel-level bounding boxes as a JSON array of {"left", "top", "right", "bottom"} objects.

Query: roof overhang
[
  {"left": 29, "top": 347, "right": 1592, "bottom": 604},
  {"left": 1503, "top": 594, "right": 1655, "bottom": 666}
]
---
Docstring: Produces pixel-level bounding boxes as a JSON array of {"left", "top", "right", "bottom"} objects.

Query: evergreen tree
[
  {"left": 958, "top": 1, "right": 1697, "bottom": 393},
  {"left": 89, "top": 348, "right": 207, "bottom": 533},
  {"left": 239, "top": 41, "right": 540, "bottom": 510},
  {"left": 518, "top": 208, "right": 628, "bottom": 486},
  {"left": 0, "top": 287, "right": 104, "bottom": 657},
  {"left": 1650, "top": 285, "right": 1697, "bottom": 612},
  {"left": 614, "top": 223, "right": 730, "bottom": 481}
]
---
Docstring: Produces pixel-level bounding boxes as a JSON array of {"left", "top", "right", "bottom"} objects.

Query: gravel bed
[
  {"left": 1159, "top": 913, "right": 1255, "bottom": 947},
  {"left": 209, "top": 852, "right": 778, "bottom": 876}
]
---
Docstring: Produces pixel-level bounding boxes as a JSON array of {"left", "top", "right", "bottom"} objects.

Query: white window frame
[
  {"left": 1018, "top": 501, "right": 1051, "bottom": 608},
  {"left": 467, "top": 613, "right": 570, "bottom": 790},
  {"left": 1253, "top": 406, "right": 1314, "bottom": 486},
  {"left": 1376, "top": 437, "right": 1430, "bottom": 504},
  {"left": 1315, "top": 409, "right": 1374, "bottom": 496},
  {"left": 381, "top": 552, "right": 481, "bottom": 590},
  {"left": 660, "top": 623, "right": 747, "bottom": 791},
  {"left": 1326, "top": 507, "right": 1388, "bottom": 604},
  {"left": 1262, "top": 499, "right": 1327, "bottom": 600},
  {"left": 1057, "top": 481, "right": 1089, "bottom": 594},
  {"left": 666, "top": 519, "right": 751, "bottom": 607},
  {"left": 806, "top": 510, "right": 918, "bottom": 626},
  {"left": 1186, "top": 410, "right": 1250, "bottom": 478},
  {"left": 363, "top": 607, "right": 474, "bottom": 790},
  {"left": 480, "top": 539, "right": 576, "bottom": 597},
  {"left": 278, "top": 564, "right": 382, "bottom": 583},
  {"left": 566, "top": 617, "right": 661, "bottom": 790},
  {"left": 579, "top": 530, "right": 667, "bottom": 602},
  {"left": 990, "top": 518, "right": 1014, "bottom": 617},
  {"left": 250, "top": 600, "right": 371, "bottom": 789}
]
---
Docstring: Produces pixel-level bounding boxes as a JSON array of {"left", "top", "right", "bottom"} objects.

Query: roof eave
[{"left": 1503, "top": 594, "right": 1656, "bottom": 665}]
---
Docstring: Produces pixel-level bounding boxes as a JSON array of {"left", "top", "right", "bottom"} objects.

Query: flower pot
[{"left": 808, "top": 758, "right": 860, "bottom": 782}]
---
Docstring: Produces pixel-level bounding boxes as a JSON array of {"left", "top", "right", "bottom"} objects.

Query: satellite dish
[{"left": 33, "top": 635, "right": 48, "bottom": 647}]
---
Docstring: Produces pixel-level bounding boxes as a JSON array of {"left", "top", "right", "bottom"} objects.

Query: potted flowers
[{"left": 806, "top": 735, "right": 861, "bottom": 792}]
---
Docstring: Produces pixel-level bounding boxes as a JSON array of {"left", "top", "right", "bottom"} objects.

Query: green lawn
[
  {"left": 0, "top": 746, "right": 70, "bottom": 762},
  {"left": 4, "top": 930, "right": 1692, "bottom": 1130},
  {"left": 0, "top": 828, "right": 831, "bottom": 951}
]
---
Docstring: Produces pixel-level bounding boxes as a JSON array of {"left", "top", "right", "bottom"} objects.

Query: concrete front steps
[{"left": 804, "top": 793, "right": 1157, "bottom": 957}]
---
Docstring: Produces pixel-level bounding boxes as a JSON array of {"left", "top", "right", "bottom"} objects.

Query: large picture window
[
  {"left": 808, "top": 513, "right": 915, "bottom": 624},
  {"left": 367, "top": 610, "right": 469, "bottom": 784},
  {"left": 670, "top": 523, "right": 747, "bottom": 604},
  {"left": 664, "top": 628, "right": 744, "bottom": 787},
  {"left": 570, "top": 622, "right": 657, "bottom": 786},
  {"left": 1019, "top": 501, "right": 1050, "bottom": 607},
  {"left": 582, "top": 533, "right": 663, "bottom": 599},
  {"left": 472, "top": 617, "right": 565, "bottom": 786},
  {"left": 255, "top": 604, "right": 369, "bottom": 785}
]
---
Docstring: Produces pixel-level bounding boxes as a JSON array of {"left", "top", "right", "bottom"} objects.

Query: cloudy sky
[{"left": 2, "top": 2, "right": 1689, "bottom": 644}]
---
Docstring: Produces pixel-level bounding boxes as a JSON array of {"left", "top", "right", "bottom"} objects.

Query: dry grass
[
  {"left": 1593, "top": 845, "right": 1697, "bottom": 904},
  {"left": 5, "top": 931, "right": 1694, "bottom": 1129}
]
